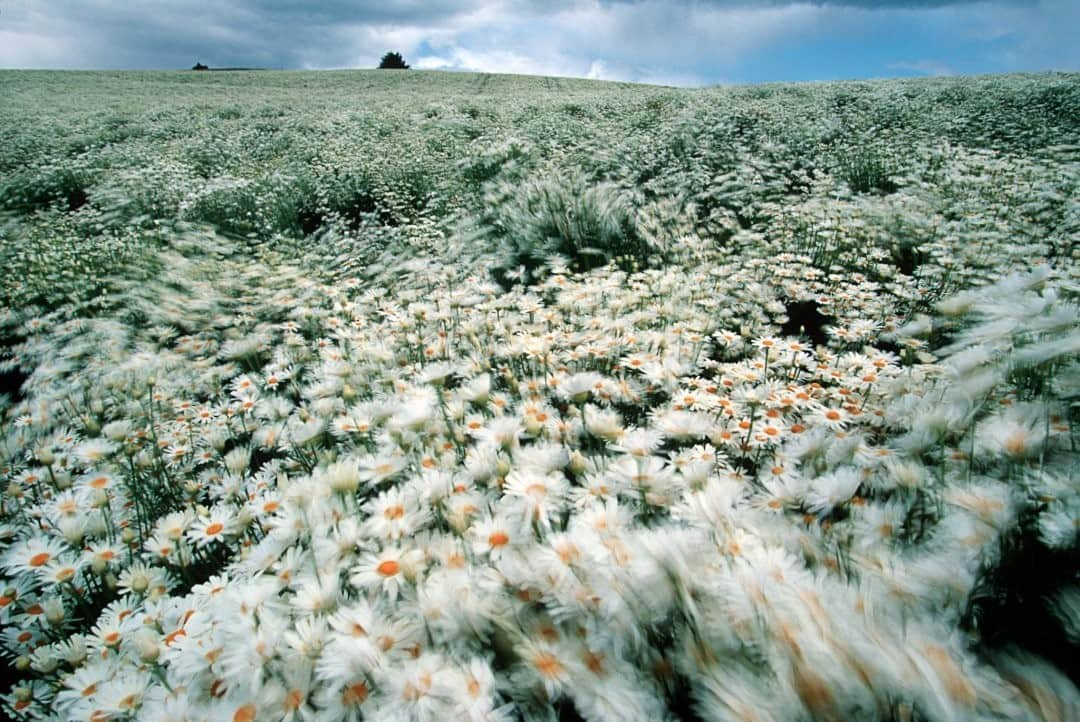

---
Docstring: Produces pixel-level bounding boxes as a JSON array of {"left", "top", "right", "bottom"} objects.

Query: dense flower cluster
[{"left": 0, "top": 70, "right": 1077, "bottom": 721}]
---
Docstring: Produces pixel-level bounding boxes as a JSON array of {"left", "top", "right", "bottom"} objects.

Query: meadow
[{"left": 0, "top": 69, "right": 1077, "bottom": 721}]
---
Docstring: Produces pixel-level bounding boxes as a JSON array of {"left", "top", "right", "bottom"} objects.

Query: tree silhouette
[{"left": 378, "top": 52, "right": 410, "bottom": 70}]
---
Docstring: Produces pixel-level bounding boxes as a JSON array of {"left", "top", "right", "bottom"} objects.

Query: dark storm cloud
[{"left": 0, "top": 0, "right": 491, "bottom": 69}]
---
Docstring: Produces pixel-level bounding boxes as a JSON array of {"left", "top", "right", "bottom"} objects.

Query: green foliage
[
  {"left": 0, "top": 165, "right": 91, "bottom": 213},
  {"left": 839, "top": 146, "right": 898, "bottom": 195},
  {"left": 181, "top": 178, "right": 264, "bottom": 236},
  {"left": 458, "top": 137, "right": 533, "bottom": 189},
  {"left": 485, "top": 171, "right": 660, "bottom": 285}
]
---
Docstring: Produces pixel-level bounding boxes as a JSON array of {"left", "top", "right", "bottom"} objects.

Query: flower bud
[
  {"left": 44, "top": 598, "right": 65, "bottom": 627},
  {"left": 325, "top": 459, "right": 361, "bottom": 495},
  {"left": 496, "top": 456, "right": 512, "bottom": 477},
  {"left": 235, "top": 506, "right": 254, "bottom": 529},
  {"left": 523, "top": 414, "right": 543, "bottom": 437},
  {"left": 103, "top": 420, "right": 130, "bottom": 442},
  {"left": 33, "top": 654, "right": 59, "bottom": 674},
  {"left": 130, "top": 573, "right": 149, "bottom": 595},
  {"left": 568, "top": 450, "right": 587, "bottom": 476},
  {"left": 58, "top": 517, "right": 85, "bottom": 545},
  {"left": 224, "top": 447, "right": 251, "bottom": 475},
  {"left": 133, "top": 628, "right": 160, "bottom": 662}
]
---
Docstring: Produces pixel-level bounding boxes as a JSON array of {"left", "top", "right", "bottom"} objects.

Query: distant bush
[{"left": 378, "top": 52, "right": 410, "bottom": 69}]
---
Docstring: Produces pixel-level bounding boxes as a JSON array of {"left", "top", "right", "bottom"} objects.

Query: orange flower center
[
  {"left": 533, "top": 652, "right": 564, "bottom": 678},
  {"left": 377, "top": 560, "right": 400, "bottom": 576},
  {"left": 488, "top": 531, "right": 509, "bottom": 548},
  {"left": 284, "top": 689, "right": 304, "bottom": 711},
  {"left": 1004, "top": 431, "right": 1027, "bottom": 456},
  {"left": 29, "top": 552, "right": 51, "bottom": 567},
  {"left": 233, "top": 704, "right": 257, "bottom": 722},
  {"left": 583, "top": 651, "right": 606, "bottom": 675},
  {"left": 342, "top": 681, "right": 369, "bottom": 706},
  {"left": 204, "top": 522, "right": 224, "bottom": 536}
]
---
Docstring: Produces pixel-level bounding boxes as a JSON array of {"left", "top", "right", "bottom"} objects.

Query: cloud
[
  {"left": 0, "top": 1, "right": 485, "bottom": 69},
  {"left": 0, "top": 0, "right": 1073, "bottom": 83},
  {"left": 601, "top": 0, "right": 1034, "bottom": 6},
  {"left": 415, "top": 45, "right": 585, "bottom": 79},
  {"left": 888, "top": 59, "right": 956, "bottom": 76},
  {"left": 960, "top": 0, "right": 1080, "bottom": 71},
  {"left": 404, "top": 0, "right": 818, "bottom": 85}
]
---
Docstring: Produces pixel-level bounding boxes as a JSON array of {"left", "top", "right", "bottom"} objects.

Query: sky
[{"left": 0, "top": 0, "right": 1076, "bottom": 86}]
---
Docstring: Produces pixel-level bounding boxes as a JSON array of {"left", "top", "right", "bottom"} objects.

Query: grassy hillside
[{"left": 0, "top": 70, "right": 1077, "bottom": 721}]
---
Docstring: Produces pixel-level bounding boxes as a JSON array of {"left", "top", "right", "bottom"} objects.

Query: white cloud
[
  {"left": 887, "top": 59, "right": 956, "bottom": 76},
  {"left": 0, "top": 0, "right": 1074, "bottom": 81},
  {"left": 0, "top": 29, "right": 74, "bottom": 69},
  {"left": 586, "top": 59, "right": 611, "bottom": 80},
  {"left": 403, "top": 0, "right": 829, "bottom": 85},
  {"left": 412, "top": 45, "right": 588, "bottom": 79}
]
